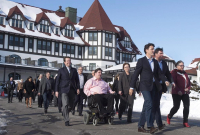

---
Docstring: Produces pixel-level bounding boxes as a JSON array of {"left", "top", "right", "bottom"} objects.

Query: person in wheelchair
[{"left": 84, "top": 68, "right": 115, "bottom": 117}]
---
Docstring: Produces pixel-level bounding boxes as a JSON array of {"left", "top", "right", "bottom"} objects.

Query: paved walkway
[{"left": 0, "top": 97, "right": 200, "bottom": 135}]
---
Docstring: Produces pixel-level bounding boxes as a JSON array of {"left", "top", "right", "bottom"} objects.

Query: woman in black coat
[
  {"left": 36, "top": 74, "right": 43, "bottom": 108},
  {"left": 112, "top": 73, "right": 120, "bottom": 114},
  {"left": 24, "top": 76, "right": 35, "bottom": 108}
]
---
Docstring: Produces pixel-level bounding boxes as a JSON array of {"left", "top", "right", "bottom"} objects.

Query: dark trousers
[
  {"left": 62, "top": 90, "right": 75, "bottom": 122},
  {"left": 119, "top": 94, "right": 134, "bottom": 120},
  {"left": 152, "top": 90, "right": 163, "bottom": 127},
  {"left": 114, "top": 94, "right": 120, "bottom": 112},
  {"left": 18, "top": 89, "right": 23, "bottom": 101},
  {"left": 8, "top": 89, "right": 14, "bottom": 102},
  {"left": 138, "top": 84, "right": 156, "bottom": 128},
  {"left": 93, "top": 94, "right": 114, "bottom": 115},
  {"left": 38, "top": 95, "right": 43, "bottom": 107},
  {"left": 43, "top": 91, "right": 51, "bottom": 110},
  {"left": 58, "top": 92, "right": 62, "bottom": 111},
  {"left": 73, "top": 89, "right": 84, "bottom": 115},
  {"left": 168, "top": 94, "right": 190, "bottom": 123}
]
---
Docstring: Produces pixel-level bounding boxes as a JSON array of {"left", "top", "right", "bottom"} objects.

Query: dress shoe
[
  {"left": 150, "top": 127, "right": 158, "bottom": 134},
  {"left": 65, "top": 121, "right": 71, "bottom": 126},
  {"left": 167, "top": 115, "right": 170, "bottom": 125},
  {"left": 8, "top": 101, "right": 10, "bottom": 103},
  {"left": 79, "top": 113, "right": 83, "bottom": 116},
  {"left": 138, "top": 127, "right": 148, "bottom": 133},
  {"left": 71, "top": 110, "right": 75, "bottom": 115},
  {"left": 158, "top": 124, "right": 166, "bottom": 130},
  {"left": 127, "top": 119, "right": 132, "bottom": 123},
  {"left": 59, "top": 110, "right": 62, "bottom": 113},
  {"left": 183, "top": 123, "right": 190, "bottom": 128},
  {"left": 44, "top": 109, "right": 47, "bottom": 114}
]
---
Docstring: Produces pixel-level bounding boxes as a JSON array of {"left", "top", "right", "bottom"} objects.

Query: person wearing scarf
[{"left": 167, "top": 60, "right": 191, "bottom": 127}]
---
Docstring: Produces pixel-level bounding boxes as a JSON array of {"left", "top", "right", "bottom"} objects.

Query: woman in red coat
[{"left": 167, "top": 60, "right": 191, "bottom": 127}]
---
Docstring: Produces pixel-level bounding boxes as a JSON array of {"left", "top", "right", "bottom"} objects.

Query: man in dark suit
[
  {"left": 153, "top": 48, "right": 175, "bottom": 130},
  {"left": 6, "top": 77, "right": 16, "bottom": 103},
  {"left": 118, "top": 63, "right": 134, "bottom": 123},
  {"left": 55, "top": 56, "right": 80, "bottom": 126},
  {"left": 129, "top": 43, "right": 170, "bottom": 134},
  {"left": 38, "top": 72, "right": 54, "bottom": 114},
  {"left": 72, "top": 66, "right": 87, "bottom": 116}
]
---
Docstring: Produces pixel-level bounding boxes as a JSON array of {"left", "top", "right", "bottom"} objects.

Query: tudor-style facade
[{"left": 0, "top": 0, "right": 141, "bottom": 82}]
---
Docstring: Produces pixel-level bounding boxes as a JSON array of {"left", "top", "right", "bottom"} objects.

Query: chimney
[
  {"left": 56, "top": 6, "right": 65, "bottom": 12},
  {"left": 65, "top": 7, "right": 77, "bottom": 23}
]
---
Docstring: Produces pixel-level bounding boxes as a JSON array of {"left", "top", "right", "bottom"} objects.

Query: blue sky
[{"left": 12, "top": 0, "right": 200, "bottom": 66}]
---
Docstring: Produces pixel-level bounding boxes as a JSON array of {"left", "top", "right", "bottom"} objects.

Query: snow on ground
[
  {"left": 0, "top": 107, "right": 10, "bottom": 135},
  {"left": 133, "top": 91, "right": 200, "bottom": 119}
]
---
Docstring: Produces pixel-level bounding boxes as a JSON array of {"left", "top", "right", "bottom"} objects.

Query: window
[
  {"left": 116, "top": 52, "right": 120, "bottom": 61},
  {"left": 78, "top": 47, "right": 82, "bottom": 55},
  {"left": 124, "top": 37, "right": 131, "bottom": 48},
  {"left": 122, "top": 53, "right": 132, "bottom": 62},
  {"left": 38, "top": 58, "right": 48, "bottom": 66},
  {"left": 11, "top": 14, "right": 23, "bottom": 28},
  {"left": 10, "top": 55, "right": 21, "bottom": 64},
  {"left": 105, "top": 33, "right": 112, "bottom": 43},
  {"left": 9, "top": 35, "right": 14, "bottom": 46},
  {"left": 28, "top": 38, "right": 33, "bottom": 48},
  {"left": 19, "top": 37, "right": 24, "bottom": 47},
  {"left": 89, "top": 32, "right": 97, "bottom": 41},
  {"left": 37, "top": 40, "right": 42, "bottom": 49},
  {"left": 105, "top": 47, "right": 112, "bottom": 57},
  {"left": 122, "top": 53, "right": 125, "bottom": 61},
  {"left": 30, "top": 23, "right": 33, "bottom": 30},
  {"left": 64, "top": 25, "right": 74, "bottom": 37},
  {"left": 88, "top": 47, "right": 97, "bottom": 55},
  {"left": 39, "top": 20, "right": 50, "bottom": 33},
  {"left": 89, "top": 63, "right": 96, "bottom": 71},
  {"left": 56, "top": 28, "right": 59, "bottom": 35},
  {"left": 14, "top": 36, "right": 19, "bottom": 46},
  {"left": 8, "top": 72, "right": 21, "bottom": 80},
  {"left": 55, "top": 42, "right": 59, "bottom": 52},
  {"left": 63, "top": 44, "right": 74, "bottom": 54},
  {"left": 0, "top": 33, "right": 4, "bottom": 44},
  {"left": 47, "top": 41, "right": 51, "bottom": 51},
  {"left": 0, "top": 17, "right": 4, "bottom": 25}
]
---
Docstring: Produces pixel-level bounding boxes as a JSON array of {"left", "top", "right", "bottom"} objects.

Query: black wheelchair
[{"left": 83, "top": 95, "right": 115, "bottom": 126}]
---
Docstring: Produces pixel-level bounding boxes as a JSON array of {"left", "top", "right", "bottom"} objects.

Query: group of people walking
[{"left": 5, "top": 43, "right": 191, "bottom": 134}]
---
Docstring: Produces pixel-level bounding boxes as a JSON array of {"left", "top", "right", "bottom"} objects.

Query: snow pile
[
  {"left": 188, "top": 62, "right": 198, "bottom": 68},
  {"left": 0, "top": 109, "right": 10, "bottom": 134},
  {"left": 134, "top": 92, "right": 200, "bottom": 119}
]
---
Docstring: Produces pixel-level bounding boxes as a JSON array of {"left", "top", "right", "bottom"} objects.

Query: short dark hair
[
  {"left": 175, "top": 60, "right": 184, "bottom": 67},
  {"left": 63, "top": 56, "right": 71, "bottom": 62},
  {"left": 154, "top": 47, "right": 163, "bottom": 55},
  {"left": 94, "top": 68, "right": 102, "bottom": 74},
  {"left": 144, "top": 43, "right": 155, "bottom": 54},
  {"left": 123, "top": 63, "right": 130, "bottom": 69}
]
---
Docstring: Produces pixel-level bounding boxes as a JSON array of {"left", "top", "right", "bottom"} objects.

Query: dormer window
[
  {"left": 105, "top": 33, "right": 112, "bottom": 43},
  {"left": 11, "top": 14, "right": 23, "bottom": 28},
  {"left": 0, "top": 17, "right": 4, "bottom": 25},
  {"left": 124, "top": 37, "right": 131, "bottom": 48},
  {"left": 64, "top": 25, "right": 74, "bottom": 37},
  {"left": 29, "top": 22, "right": 34, "bottom": 30},
  {"left": 39, "top": 20, "right": 50, "bottom": 33},
  {"left": 55, "top": 28, "right": 59, "bottom": 35}
]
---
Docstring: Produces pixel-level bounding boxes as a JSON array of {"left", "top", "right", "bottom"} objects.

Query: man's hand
[
  {"left": 32, "top": 89, "right": 34, "bottom": 92},
  {"left": 139, "top": 92, "right": 142, "bottom": 96},
  {"left": 185, "top": 88, "right": 189, "bottom": 91},
  {"left": 110, "top": 91, "right": 115, "bottom": 94},
  {"left": 118, "top": 91, "right": 122, "bottom": 95},
  {"left": 129, "top": 89, "right": 134, "bottom": 96},
  {"left": 24, "top": 89, "right": 26, "bottom": 93},
  {"left": 55, "top": 92, "right": 58, "bottom": 98},
  {"left": 77, "top": 89, "right": 80, "bottom": 95},
  {"left": 165, "top": 81, "right": 170, "bottom": 86},
  {"left": 52, "top": 91, "right": 54, "bottom": 95},
  {"left": 38, "top": 93, "right": 40, "bottom": 95},
  {"left": 93, "top": 92, "right": 98, "bottom": 95}
]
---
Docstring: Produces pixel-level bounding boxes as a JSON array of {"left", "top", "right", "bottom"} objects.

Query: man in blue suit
[
  {"left": 55, "top": 56, "right": 80, "bottom": 126},
  {"left": 129, "top": 43, "right": 170, "bottom": 134}
]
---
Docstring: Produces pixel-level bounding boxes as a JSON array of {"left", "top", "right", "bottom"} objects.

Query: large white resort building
[{"left": 0, "top": 0, "right": 143, "bottom": 82}]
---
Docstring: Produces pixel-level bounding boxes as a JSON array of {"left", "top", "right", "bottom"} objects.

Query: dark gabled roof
[
  {"left": 185, "top": 68, "right": 197, "bottom": 76},
  {"left": 7, "top": 6, "right": 26, "bottom": 20},
  {"left": 35, "top": 12, "right": 52, "bottom": 25},
  {"left": 79, "top": 0, "right": 118, "bottom": 33},
  {"left": 60, "top": 17, "right": 75, "bottom": 30}
]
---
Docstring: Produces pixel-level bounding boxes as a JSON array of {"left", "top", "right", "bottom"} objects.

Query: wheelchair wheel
[
  {"left": 83, "top": 112, "right": 90, "bottom": 125},
  {"left": 93, "top": 117, "right": 98, "bottom": 126},
  {"left": 108, "top": 117, "right": 114, "bottom": 125}
]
